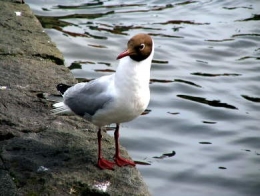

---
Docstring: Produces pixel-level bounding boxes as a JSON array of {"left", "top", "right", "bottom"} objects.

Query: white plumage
[{"left": 52, "top": 33, "right": 154, "bottom": 169}]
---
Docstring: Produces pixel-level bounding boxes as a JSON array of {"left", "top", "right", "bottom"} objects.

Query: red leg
[
  {"left": 114, "top": 124, "right": 136, "bottom": 167},
  {"left": 97, "top": 128, "right": 115, "bottom": 170}
]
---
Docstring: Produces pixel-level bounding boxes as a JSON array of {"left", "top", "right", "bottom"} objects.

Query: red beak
[{"left": 116, "top": 49, "right": 130, "bottom": 60}]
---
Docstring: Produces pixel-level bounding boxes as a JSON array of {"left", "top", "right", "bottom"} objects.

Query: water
[{"left": 26, "top": 0, "right": 260, "bottom": 195}]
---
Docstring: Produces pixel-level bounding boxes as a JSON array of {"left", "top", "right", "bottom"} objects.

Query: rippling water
[{"left": 27, "top": 0, "right": 260, "bottom": 195}]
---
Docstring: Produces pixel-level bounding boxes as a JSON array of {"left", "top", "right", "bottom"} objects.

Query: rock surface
[{"left": 0, "top": 1, "right": 150, "bottom": 195}]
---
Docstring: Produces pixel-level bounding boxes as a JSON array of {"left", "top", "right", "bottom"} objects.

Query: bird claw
[
  {"left": 114, "top": 156, "right": 136, "bottom": 167},
  {"left": 98, "top": 158, "right": 115, "bottom": 170}
]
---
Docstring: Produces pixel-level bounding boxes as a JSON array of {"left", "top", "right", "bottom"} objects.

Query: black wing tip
[{"left": 56, "top": 83, "right": 71, "bottom": 95}]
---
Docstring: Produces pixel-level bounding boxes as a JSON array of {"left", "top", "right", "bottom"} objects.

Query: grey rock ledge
[{"left": 0, "top": 1, "right": 150, "bottom": 195}]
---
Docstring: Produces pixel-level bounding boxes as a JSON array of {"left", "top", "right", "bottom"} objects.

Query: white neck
[{"left": 114, "top": 43, "right": 154, "bottom": 92}]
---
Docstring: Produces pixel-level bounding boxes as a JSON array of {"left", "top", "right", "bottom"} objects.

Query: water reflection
[
  {"left": 27, "top": 0, "right": 260, "bottom": 195},
  {"left": 241, "top": 95, "right": 260, "bottom": 103},
  {"left": 191, "top": 72, "right": 241, "bottom": 77},
  {"left": 153, "top": 151, "right": 176, "bottom": 159},
  {"left": 177, "top": 95, "right": 238, "bottom": 109}
]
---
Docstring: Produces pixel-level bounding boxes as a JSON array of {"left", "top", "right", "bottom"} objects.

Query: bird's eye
[{"left": 139, "top": 44, "right": 145, "bottom": 50}]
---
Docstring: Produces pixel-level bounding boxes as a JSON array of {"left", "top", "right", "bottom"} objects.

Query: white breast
[{"left": 92, "top": 55, "right": 152, "bottom": 126}]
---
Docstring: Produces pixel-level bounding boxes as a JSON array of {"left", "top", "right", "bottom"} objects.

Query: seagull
[{"left": 52, "top": 33, "right": 154, "bottom": 170}]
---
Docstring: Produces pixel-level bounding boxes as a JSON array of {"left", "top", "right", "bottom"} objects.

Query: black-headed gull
[{"left": 52, "top": 33, "right": 154, "bottom": 170}]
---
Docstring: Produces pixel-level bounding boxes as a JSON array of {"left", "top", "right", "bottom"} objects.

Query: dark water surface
[{"left": 27, "top": 0, "right": 260, "bottom": 195}]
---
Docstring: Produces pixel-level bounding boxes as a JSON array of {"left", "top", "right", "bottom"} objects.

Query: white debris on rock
[
  {"left": 37, "top": 166, "right": 49, "bottom": 173},
  {"left": 93, "top": 181, "right": 111, "bottom": 192},
  {"left": 15, "top": 11, "right": 21, "bottom": 16}
]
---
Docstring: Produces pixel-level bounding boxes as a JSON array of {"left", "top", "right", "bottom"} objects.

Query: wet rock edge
[{"left": 0, "top": 1, "right": 150, "bottom": 195}]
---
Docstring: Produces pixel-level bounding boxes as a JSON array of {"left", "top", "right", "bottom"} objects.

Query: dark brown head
[{"left": 117, "top": 33, "right": 153, "bottom": 62}]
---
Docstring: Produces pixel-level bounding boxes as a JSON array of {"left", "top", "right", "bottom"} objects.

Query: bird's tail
[
  {"left": 51, "top": 83, "right": 73, "bottom": 115},
  {"left": 51, "top": 102, "right": 71, "bottom": 115}
]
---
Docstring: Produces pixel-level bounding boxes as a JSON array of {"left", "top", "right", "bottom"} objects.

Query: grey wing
[{"left": 63, "top": 77, "right": 113, "bottom": 118}]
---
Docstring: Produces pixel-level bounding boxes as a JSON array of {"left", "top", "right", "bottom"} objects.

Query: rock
[{"left": 0, "top": 1, "right": 150, "bottom": 195}]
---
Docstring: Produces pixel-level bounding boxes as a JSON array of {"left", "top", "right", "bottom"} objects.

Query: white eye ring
[{"left": 140, "top": 43, "right": 145, "bottom": 50}]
